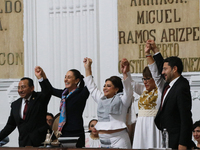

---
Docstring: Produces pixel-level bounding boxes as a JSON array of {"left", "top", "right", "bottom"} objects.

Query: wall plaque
[
  {"left": 0, "top": 0, "right": 23, "bottom": 78},
  {"left": 118, "top": 0, "right": 200, "bottom": 73}
]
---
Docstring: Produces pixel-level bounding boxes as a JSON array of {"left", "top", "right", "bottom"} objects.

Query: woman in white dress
[
  {"left": 132, "top": 46, "right": 162, "bottom": 148},
  {"left": 85, "top": 119, "right": 101, "bottom": 147},
  {"left": 83, "top": 57, "right": 133, "bottom": 148}
]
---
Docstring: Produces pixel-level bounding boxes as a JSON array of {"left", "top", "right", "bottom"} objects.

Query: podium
[{"left": 58, "top": 137, "right": 79, "bottom": 148}]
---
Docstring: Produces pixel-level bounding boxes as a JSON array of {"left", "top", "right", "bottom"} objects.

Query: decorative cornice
[{"left": 0, "top": 79, "right": 19, "bottom": 103}]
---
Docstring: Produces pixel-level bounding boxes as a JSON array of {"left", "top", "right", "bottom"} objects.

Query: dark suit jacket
[
  {"left": 0, "top": 79, "right": 52, "bottom": 147},
  {"left": 0, "top": 131, "right": 9, "bottom": 146},
  {"left": 154, "top": 53, "right": 193, "bottom": 149},
  {"left": 50, "top": 85, "right": 89, "bottom": 134},
  {"left": 46, "top": 82, "right": 89, "bottom": 148}
]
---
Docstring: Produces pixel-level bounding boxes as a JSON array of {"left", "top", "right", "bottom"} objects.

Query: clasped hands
[
  {"left": 35, "top": 66, "right": 47, "bottom": 79},
  {"left": 145, "top": 39, "right": 159, "bottom": 55}
]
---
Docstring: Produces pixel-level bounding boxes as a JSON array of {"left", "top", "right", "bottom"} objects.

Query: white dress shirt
[
  {"left": 162, "top": 76, "right": 180, "bottom": 106},
  {"left": 20, "top": 96, "right": 31, "bottom": 119}
]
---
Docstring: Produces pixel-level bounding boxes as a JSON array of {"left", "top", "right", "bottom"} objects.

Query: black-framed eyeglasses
[{"left": 142, "top": 77, "right": 152, "bottom": 82}]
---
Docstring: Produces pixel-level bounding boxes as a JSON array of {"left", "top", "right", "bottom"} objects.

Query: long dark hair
[
  {"left": 70, "top": 69, "right": 85, "bottom": 89},
  {"left": 105, "top": 76, "right": 123, "bottom": 93}
]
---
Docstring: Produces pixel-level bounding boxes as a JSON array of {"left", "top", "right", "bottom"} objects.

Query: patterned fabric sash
[
  {"left": 138, "top": 86, "right": 158, "bottom": 110},
  {"left": 138, "top": 109, "right": 158, "bottom": 117},
  {"left": 58, "top": 88, "right": 78, "bottom": 132}
]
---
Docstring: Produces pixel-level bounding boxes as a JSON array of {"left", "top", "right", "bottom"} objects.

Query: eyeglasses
[
  {"left": 18, "top": 85, "right": 27, "bottom": 90},
  {"left": 142, "top": 77, "right": 152, "bottom": 82}
]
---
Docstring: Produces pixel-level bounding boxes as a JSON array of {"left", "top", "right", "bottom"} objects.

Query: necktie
[
  {"left": 160, "top": 85, "right": 170, "bottom": 110},
  {"left": 23, "top": 100, "right": 29, "bottom": 120}
]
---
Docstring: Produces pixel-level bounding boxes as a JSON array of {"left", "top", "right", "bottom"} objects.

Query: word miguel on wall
[{"left": 118, "top": 0, "right": 200, "bottom": 73}]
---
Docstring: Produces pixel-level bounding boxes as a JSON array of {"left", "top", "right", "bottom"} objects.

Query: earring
[{"left": 77, "top": 82, "right": 80, "bottom": 88}]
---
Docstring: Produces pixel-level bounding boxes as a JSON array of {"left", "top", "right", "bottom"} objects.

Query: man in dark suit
[
  {"left": 0, "top": 70, "right": 52, "bottom": 147},
  {"left": 145, "top": 40, "right": 193, "bottom": 149},
  {"left": 0, "top": 131, "right": 9, "bottom": 147}
]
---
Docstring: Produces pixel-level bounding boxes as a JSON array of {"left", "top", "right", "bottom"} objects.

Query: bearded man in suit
[
  {"left": 0, "top": 69, "right": 52, "bottom": 147},
  {"left": 145, "top": 40, "right": 193, "bottom": 150}
]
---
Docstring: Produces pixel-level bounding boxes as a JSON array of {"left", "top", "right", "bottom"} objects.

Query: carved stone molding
[
  {"left": 23, "top": 0, "right": 37, "bottom": 80},
  {"left": 0, "top": 79, "right": 19, "bottom": 103},
  {"left": 189, "top": 75, "right": 200, "bottom": 101}
]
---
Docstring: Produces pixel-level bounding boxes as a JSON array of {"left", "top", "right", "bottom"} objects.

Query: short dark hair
[
  {"left": 193, "top": 120, "right": 200, "bottom": 131},
  {"left": 163, "top": 56, "right": 183, "bottom": 75},
  {"left": 88, "top": 119, "right": 98, "bottom": 129},
  {"left": 105, "top": 76, "right": 123, "bottom": 93},
  {"left": 143, "top": 66, "right": 152, "bottom": 78},
  {"left": 20, "top": 77, "right": 34, "bottom": 87},
  {"left": 69, "top": 69, "right": 85, "bottom": 89},
  {"left": 46, "top": 112, "right": 54, "bottom": 118}
]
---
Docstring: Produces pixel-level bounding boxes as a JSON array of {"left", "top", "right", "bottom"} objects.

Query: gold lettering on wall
[
  {"left": 0, "top": 0, "right": 24, "bottom": 78},
  {"left": 118, "top": 0, "right": 200, "bottom": 73}
]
